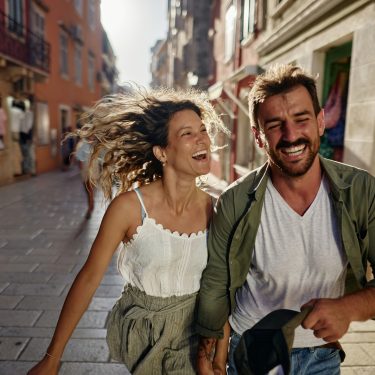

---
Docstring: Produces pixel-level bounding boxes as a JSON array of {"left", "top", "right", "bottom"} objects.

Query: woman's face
[{"left": 162, "top": 109, "right": 211, "bottom": 177}]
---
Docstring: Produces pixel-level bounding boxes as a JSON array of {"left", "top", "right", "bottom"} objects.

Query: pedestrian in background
[
  {"left": 9, "top": 99, "right": 25, "bottom": 176},
  {"left": 61, "top": 125, "right": 75, "bottom": 171},
  {"left": 0, "top": 96, "right": 7, "bottom": 150},
  {"left": 196, "top": 64, "right": 375, "bottom": 375},
  {"left": 19, "top": 100, "right": 35, "bottom": 176},
  {"left": 75, "top": 138, "right": 95, "bottom": 219},
  {"left": 28, "top": 86, "right": 229, "bottom": 375}
]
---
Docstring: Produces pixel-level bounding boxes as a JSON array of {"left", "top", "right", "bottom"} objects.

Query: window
[
  {"left": 224, "top": 3, "right": 237, "bottom": 62},
  {"left": 31, "top": 6, "right": 45, "bottom": 38},
  {"left": 88, "top": 0, "right": 96, "bottom": 30},
  {"left": 74, "top": 44, "right": 82, "bottom": 85},
  {"left": 7, "top": 0, "right": 24, "bottom": 36},
  {"left": 88, "top": 53, "right": 95, "bottom": 91},
  {"left": 242, "top": 0, "right": 256, "bottom": 40},
  {"left": 60, "top": 32, "right": 69, "bottom": 76},
  {"left": 30, "top": 6, "right": 46, "bottom": 68},
  {"left": 74, "top": 0, "right": 83, "bottom": 16}
]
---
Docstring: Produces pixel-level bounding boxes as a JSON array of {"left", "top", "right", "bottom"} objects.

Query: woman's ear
[{"left": 153, "top": 145, "right": 166, "bottom": 164}]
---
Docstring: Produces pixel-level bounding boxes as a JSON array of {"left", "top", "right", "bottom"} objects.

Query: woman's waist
[{"left": 118, "top": 283, "right": 198, "bottom": 313}]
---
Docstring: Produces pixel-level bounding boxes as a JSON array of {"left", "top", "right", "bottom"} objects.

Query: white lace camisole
[{"left": 117, "top": 188, "right": 209, "bottom": 298}]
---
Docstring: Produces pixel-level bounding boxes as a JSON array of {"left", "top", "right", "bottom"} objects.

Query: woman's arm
[
  {"left": 212, "top": 321, "right": 230, "bottom": 374},
  {"left": 27, "top": 195, "right": 132, "bottom": 374}
]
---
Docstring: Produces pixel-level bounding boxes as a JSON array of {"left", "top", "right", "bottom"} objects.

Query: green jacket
[{"left": 196, "top": 156, "right": 375, "bottom": 338}]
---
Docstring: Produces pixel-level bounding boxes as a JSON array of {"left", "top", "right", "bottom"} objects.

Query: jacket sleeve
[
  {"left": 195, "top": 191, "right": 235, "bottom": 338},
  {"left": 366, "top": 173, "right": 375, "bottom": 288}
]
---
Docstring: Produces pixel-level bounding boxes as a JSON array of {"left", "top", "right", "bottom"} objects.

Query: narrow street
[{"left": 0, "top": 169, "right": 374, "bottom": 374}]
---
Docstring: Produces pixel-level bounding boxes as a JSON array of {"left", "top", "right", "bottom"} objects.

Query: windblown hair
[
  {"left": 76, "top": 86, "right": 228, "bottom": 200},
  {"left": 249, "top": 64, "right": 321, "bottom": 130}
]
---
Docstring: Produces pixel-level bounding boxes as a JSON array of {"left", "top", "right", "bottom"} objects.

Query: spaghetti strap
[{"left": 134, "top": 188, "right": 148, "bottom": 220}]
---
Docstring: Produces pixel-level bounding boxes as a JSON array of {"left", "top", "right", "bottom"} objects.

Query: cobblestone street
[{"left": 0, "top": 170, "right": 374, "bottom": 374}]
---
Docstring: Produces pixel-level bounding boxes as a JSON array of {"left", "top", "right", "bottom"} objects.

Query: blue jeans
[{"left": 228, "top": 330, "right": 341, "bottom": 375}]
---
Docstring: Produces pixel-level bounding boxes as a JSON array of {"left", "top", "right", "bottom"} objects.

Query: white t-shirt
[{"left": 230, "top": 176, "right": 348, "bottom": 348}]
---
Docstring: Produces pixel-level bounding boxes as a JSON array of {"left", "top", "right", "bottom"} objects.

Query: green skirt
[{"left": 106, "top": 284, "right": 198, "bottom": 375}]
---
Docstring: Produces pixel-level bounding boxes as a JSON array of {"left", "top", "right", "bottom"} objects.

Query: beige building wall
[
  {"left": 256, "top": 0, "right": 375, "bottom": 174},
  {"left": 345, "top": 22, "right": 375, "bottom": 175}
]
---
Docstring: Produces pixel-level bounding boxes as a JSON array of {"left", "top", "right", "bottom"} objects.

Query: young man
[{"left": 196, "top": 64, "right": 375, "bottom": 374}]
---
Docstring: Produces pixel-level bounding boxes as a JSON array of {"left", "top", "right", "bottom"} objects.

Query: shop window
[{"left": 319, "top": 42, "right": 352, "bottom": 162}]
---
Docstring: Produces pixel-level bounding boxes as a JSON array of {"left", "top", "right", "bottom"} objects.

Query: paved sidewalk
[
  {"left": 0, "top": 169, "right": 130, "bottom": 375},
  {"left": 0, "top": 169, "right": 374, "bottom": 374}
]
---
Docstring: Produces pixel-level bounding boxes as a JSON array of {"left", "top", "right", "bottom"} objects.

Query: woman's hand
[
  {"left": 27, "top": 355, "right": 60, "bottom": 375},
  {"left": 197, "top": 337, "right": 216, "bottom": 375},
  {"left": 212, "top": 321, "right": 230, "bottom": 375}
]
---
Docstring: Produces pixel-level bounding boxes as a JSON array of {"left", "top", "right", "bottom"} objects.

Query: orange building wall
[{"left": 34, "top": 0, "right": 102, "bottom": 173}]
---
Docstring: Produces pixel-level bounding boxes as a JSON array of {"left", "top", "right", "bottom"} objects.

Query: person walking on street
[
  {"left": 196, "top": 64, "right": 375, "bottom": 375},
  {"left": 75, "top": 138, "right": 95, "bottom": 219},
  {"left": 27, "top": 86, "right": 229, "bottom": 375}
]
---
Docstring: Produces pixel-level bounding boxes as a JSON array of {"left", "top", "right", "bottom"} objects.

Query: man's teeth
[
  {"left": 192, "top": 150, "right": 207, "bottom": 158},
  {"left": 284, "top": 145, "right": 305, "bottom": 155}
]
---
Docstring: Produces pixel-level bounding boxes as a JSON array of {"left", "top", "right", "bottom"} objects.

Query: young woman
[{"left": 27, "top": 87, "right": 229, "bottom": 375}]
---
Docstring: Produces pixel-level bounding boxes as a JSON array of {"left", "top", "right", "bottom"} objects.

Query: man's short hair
[{"left": 248, "top": 64, "right": 321, "bottom": 130}]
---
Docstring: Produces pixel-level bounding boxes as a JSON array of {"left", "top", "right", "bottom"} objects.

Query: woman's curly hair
[{"left": 76, "top": 86, "right": 228, "bottom": 200}]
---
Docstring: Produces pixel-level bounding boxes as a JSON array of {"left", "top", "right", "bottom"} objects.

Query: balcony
[{"left": 0, "top": 9, "right": 50, "bottom": 74}]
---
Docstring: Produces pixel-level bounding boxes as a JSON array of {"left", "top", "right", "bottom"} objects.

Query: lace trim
[{"left": 125, "top": 217, "right": 207, "bottom": 245}]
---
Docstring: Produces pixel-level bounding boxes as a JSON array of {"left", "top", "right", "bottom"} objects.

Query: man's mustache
[{"left": 276, "top": 138, "right": 310, "bottom": 149}]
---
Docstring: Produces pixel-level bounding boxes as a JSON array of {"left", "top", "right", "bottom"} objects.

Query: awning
[
  {"left": 208, "top": 81, "right": 224, "bottom": 100},
  {"left": 208, "top": 65, "right": 262, "bottom": 118},
  {"left": 226, "top": 64, "right": 262, "bottom": 83}
]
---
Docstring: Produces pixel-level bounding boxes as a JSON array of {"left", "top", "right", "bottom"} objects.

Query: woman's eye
[{"left": 182, "top": 132, "right": 191, "bottom": 136}]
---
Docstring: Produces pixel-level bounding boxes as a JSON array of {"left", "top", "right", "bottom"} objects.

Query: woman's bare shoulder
[{"left": 109, "top": 190, "right": 140, "bottom": 212}]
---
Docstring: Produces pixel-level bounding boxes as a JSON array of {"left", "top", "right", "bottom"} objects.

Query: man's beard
[{"left": 265, "top": 137, "right": 320, "bottom": 177}]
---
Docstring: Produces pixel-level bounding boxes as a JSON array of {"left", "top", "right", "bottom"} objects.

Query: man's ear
[
  {"left": 317, "top": 109, "right": 325, "bottom": 136},
  {"left": 252, "top": 126, "right": 264, "bottom": 148},
  {"left": 153, "top": 145, "right": 166, "bottom": 163}
]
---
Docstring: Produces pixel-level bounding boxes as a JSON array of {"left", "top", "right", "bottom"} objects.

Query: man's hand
[
  {"left": 197, "top": 337, "right": 217, "bottom": 375},
  {"left": 301, "top": 298, "right": 351, "bottom": 342}
]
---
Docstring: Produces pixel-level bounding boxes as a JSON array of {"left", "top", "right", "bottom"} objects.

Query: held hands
[
  {"left": 27, "top": 354, "right": 60, "bottom": 375},
  {"left": 301, "top": 297, "right": 352, "bottom": 342},
  {"left": 197, "top": 337, "right": 217, "bottom": 375},
  {"left": 197, "top": 322, "right": 230, "bottom": 375}
]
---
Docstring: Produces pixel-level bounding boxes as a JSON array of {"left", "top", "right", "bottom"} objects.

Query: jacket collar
[
  {"left": 319, "top": 155, "right": 352, "bottom": 202},
  {"left": 249, "top": 156, "right": 352, "bottom": 201}
]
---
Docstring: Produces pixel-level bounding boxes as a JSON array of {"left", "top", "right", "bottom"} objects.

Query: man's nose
[{"left": 282, "top": 121, "right": 299, "bottom": 142}]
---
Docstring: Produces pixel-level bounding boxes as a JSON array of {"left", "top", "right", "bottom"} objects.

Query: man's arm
[
  {"left": 195, "top": 192, "right": 235, "bottom": 374},
  {"left": 303, "top": 173, "right": 375, "bottom": 341},
  {"left": 196, "top": 192, "right": 234, "bottom": 338}
]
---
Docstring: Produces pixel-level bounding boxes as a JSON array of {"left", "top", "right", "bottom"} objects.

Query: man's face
[{"left": 253, "top": 85, "right": 324, "bottom": 177}]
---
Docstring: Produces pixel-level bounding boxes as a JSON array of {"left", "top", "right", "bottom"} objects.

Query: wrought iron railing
[{"left": 0, "top": 9, "right": 50, "bottom": 73}]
